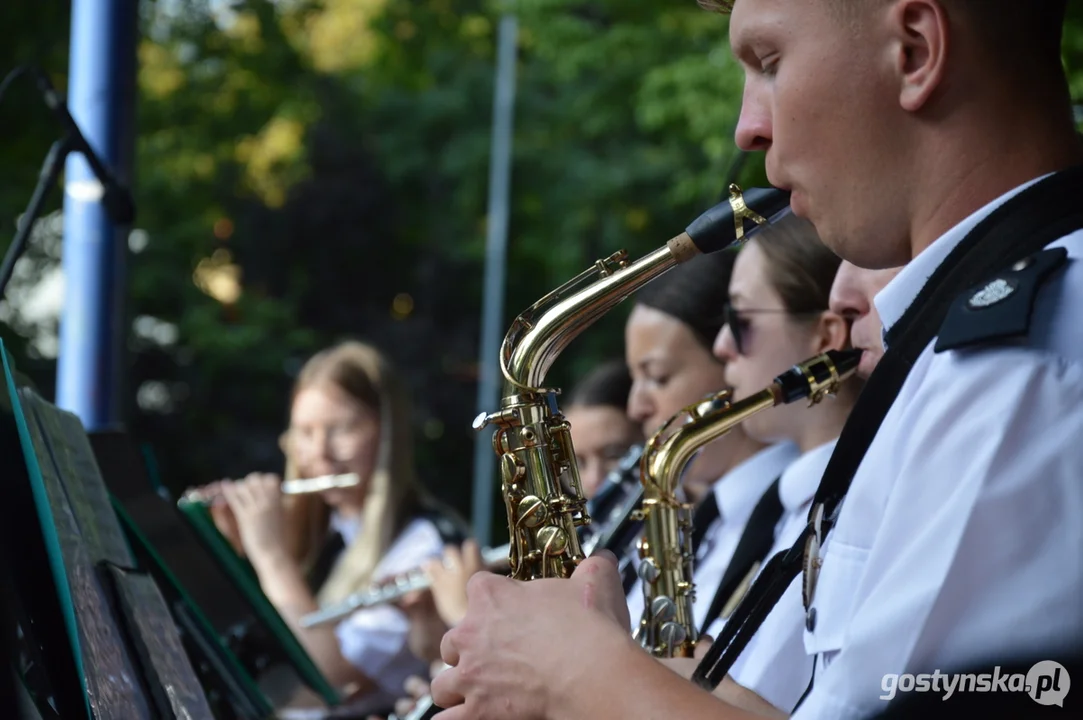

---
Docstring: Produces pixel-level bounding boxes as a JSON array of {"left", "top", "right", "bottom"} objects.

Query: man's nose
[
  {"left": 734, "top": 81, "right": 772, "bottom": 152},
  {"left": 829, "top": 263, "right": 870, "bottom": 319}
]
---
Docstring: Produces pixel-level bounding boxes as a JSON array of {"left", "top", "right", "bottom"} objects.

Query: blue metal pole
[
  {"left": 471, "top": 14, "right": 519, "bottom": 546},
  {"left": 56, "top": 0, "right": 138, "bottom": 430}
]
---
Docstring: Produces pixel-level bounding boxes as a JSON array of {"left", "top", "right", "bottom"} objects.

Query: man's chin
[{"left": 857, "top": 350, "right": 882, "bottom": 379}]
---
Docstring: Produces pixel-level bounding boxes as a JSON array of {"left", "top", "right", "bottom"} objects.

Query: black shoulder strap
[
  {"left": 693, "top": 165, "right": 1083, "bottom": 691},
  {"left": 699, "top": 476, "right": 783, "bottom": 635},
  {"left": 306, "top": 530, "right": 346, "bottom": 593}
]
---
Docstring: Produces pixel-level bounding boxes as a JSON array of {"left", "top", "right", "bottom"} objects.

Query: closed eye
[{"left": 759, "top": 54, "right": 779, "bottom": 76}]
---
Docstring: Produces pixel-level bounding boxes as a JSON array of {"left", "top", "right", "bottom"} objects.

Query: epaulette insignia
[{"left": 935, "top": 247, "right": 1069, "bottom": 353}]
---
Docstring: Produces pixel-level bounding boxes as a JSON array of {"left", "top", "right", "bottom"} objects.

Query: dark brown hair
[
  {"left": 567, "top": 359, "right": 634, "bottom": 411},
  {"left": 633, "top": 249, "right": 738, "bottom": 350},
  {"left": 753, "top": 214, "right": 840, "bottom": 314}
]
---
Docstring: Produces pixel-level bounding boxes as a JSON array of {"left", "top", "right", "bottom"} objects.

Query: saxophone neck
[
  {"left": 642, "top": 388, "right": 777, "bottom": 499},
  {"left": 500, "top": 245, "right": 679, "bottom": 394}
]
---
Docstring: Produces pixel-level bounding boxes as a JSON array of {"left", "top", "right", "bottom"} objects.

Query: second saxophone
[{"left": 636, "top": 348, "right": 862, "bottom": 658}]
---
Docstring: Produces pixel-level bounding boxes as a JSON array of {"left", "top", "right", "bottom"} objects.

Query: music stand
[{"left": 92, "top": 430, "right": 341, "bottom": 711}]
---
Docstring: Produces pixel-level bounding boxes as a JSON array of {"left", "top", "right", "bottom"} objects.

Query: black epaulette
[{"left": 934, "top": 247, "right": 1069, "bottom": 353}]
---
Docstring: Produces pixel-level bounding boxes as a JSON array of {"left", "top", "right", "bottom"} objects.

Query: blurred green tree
[{"left": 1, "top": 0, "right": 1082, "bottom": 540}]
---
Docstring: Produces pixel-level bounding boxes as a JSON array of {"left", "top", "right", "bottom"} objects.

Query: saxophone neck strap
[{"left": 691, "top": 164, "right": 1083, "bottom": 692}]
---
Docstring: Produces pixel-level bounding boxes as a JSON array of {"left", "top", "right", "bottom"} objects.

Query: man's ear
[{"left": 890, "top": 0, "right": 951, "bottom": 112}]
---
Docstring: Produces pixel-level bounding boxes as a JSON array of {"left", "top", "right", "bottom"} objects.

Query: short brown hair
[{"left": 699, "top": 0, "right": 1067, "bottom": 69}]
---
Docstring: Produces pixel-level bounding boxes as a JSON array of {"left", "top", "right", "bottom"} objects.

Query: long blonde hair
[{"left": 281, "top": 341, "right": 423, "bottom": 607}]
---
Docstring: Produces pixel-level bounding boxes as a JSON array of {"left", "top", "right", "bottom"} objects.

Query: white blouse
[
  {"left": 328, "top": 514, "right": 444, "bottom": 714},
  {"left": 706, "top": 440, "right": 837, "bottom": 713}
]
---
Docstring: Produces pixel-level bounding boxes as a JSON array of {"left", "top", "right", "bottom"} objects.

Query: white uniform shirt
[
  {"left": 794, "top": 177, "right": 1083, "bottom": 719},
  {"left": 329, "top": 515, "right": 444, "bottom": 713},
  {"left": 626, "top": 442, "right": 799, "bottom": 633},
  {"left": 706, "top": 440, "right": 837, "bottom": 713}
]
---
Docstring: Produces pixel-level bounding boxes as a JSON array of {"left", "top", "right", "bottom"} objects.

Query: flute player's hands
[
  {"left": 221, "top": 473, "right": 290, "bottom": 567},
  {"left": 184, "top": 480, "right": 245, "bottom": 555},
  {"left": 426, "top": 539, "right": 485, "bottom": 627}
]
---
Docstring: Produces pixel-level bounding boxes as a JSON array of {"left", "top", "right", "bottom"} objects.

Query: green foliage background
[{"left": 2, "top": 0, "right": 1081, "bottom": 540}]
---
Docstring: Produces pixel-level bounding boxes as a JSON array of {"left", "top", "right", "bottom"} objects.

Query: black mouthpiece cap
[{"left": 774, "top": 349, "right": 863, "bottom": 404}]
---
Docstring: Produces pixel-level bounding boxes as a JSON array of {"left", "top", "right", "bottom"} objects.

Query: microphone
[{"left": 32, "top": 69, "right": 135, "bottom": 225}]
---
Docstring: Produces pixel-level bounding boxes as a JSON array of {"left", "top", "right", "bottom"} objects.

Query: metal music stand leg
[{"left": 0, "top": 136, "right": 72, "bottom": 299}]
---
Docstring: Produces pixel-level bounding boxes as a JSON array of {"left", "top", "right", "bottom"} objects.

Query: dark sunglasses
[{"left": 722, "top": 303, "right": 824, "bottom": 355}]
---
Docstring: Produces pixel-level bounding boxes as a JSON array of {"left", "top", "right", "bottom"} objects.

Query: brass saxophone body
[
  {"left": 635, "top": 349, "right": 863, "bottom": 657},
  {"left": 473, "top": 185, "right": 793, "bottom": 581}
]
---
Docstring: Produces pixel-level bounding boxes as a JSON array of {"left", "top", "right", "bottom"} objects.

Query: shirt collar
[
  {"left": 874, "top": 173, "right": 1053, "bottom": 348},
  {"left": 329, "top": 510, "right": 362, "bottom": 546},
  {"left": 778, "top": 439, "right": 838, "bottom": 513},
  {"left": 712, "top": 442, "right": 801, "bottom": 523}
]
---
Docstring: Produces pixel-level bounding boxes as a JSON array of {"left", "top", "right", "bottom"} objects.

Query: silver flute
[
  {"left": 178, "top": 472, "right": 361, "bottom": 505},
  {"left": 299, "top": 544, "right": 511, "bottom": 628},
  {"left": 387, "top": 693, "right": 437, "bottom": 720}
]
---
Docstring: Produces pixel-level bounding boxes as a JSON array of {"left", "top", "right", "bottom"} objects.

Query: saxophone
[
  {"left": 635, "top": 348, "right": 863, "bottom": 658},
  {"left": 472, "top": 185, "right": 792, "bottom": 581}
]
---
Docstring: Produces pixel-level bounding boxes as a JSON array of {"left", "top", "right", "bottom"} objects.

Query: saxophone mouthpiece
[
  {"left": 683, "top": 185, "right": 792, "bottom": 256},
  {"left": 827, "top": 348, "right": 864, "bottom": 376},
  {"left": 773, "top": 348, "right": 863, "bottom": 405}
]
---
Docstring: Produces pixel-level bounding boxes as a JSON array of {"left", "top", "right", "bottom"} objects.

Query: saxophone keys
[
  {"left": 536, "top": 525, "right": 569, "bottom": 556},
  {"left": 638, "top": 558, "right": 660, "bottom": 583},
  {"left": 659, "top": 621, "right": 688, "bottom": 649},
  {"left": 517, "top": 495, "right": 548, "bottom": 528},
  {"left": 500, "top": 454, "right": 526, "bottom": 482},
  {"left": 649, "top": 596, "right": 678, "bottom": 622},
  {"left": 473, "top": 408, "right": 518, "bottom": 431}
]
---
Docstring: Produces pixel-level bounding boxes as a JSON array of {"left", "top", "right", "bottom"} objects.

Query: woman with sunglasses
[
  {"left": 699, "top": 214, "right": 861, "bottom": 714},
  {"left": 623, "top": 250, "right": 801, "bottom": 636}
]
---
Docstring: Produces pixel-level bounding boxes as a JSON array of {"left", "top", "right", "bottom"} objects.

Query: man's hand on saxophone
[{"left": 430, "top": 552, "right": 771, "bottom": 720}]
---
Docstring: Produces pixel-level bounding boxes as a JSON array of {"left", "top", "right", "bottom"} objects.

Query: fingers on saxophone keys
[
  {"left": 438, "top": 627, "right": 460, "bottom": 669},
  {"left": 429, "top": 665, "right": 465, "bottom": 712}
]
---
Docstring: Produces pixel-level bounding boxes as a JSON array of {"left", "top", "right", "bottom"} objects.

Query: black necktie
[
  {"left": 700, "top": 477, "right": 784, "bottom": 635},
  {"left": 690, "top": 492, "right": 721, "bottom": 557}
]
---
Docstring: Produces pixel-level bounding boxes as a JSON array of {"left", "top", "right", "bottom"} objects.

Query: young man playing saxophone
[{"left": 432, "top": 0, "right": 1083, "bottom": 717}]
